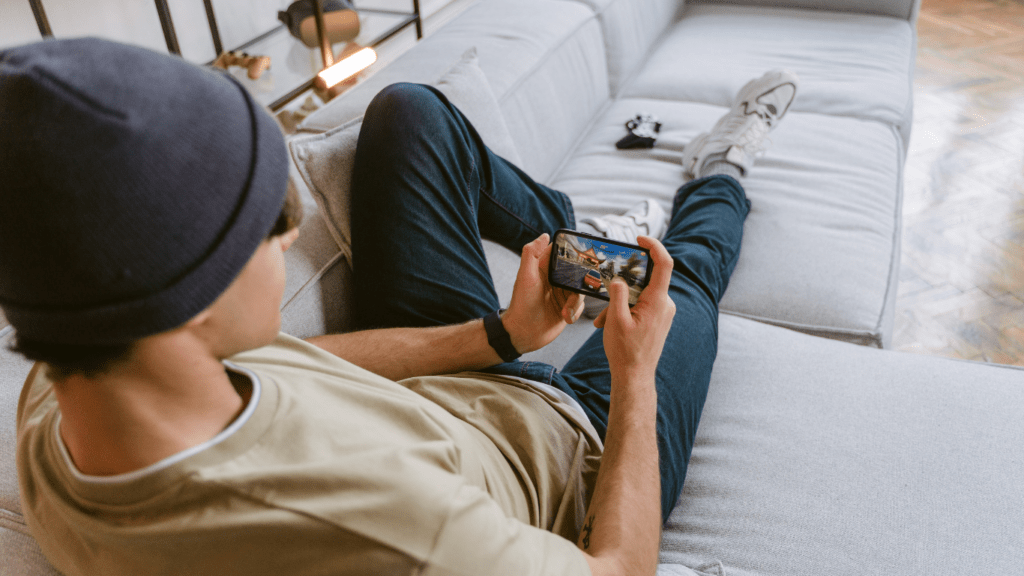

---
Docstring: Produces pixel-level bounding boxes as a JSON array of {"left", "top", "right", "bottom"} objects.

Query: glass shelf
[{"left": 220, "top": 8, "right": 419, "bottom": 110}]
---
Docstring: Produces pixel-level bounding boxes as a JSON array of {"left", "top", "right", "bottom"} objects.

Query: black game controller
[{"left": 616, "top": 113, "right": 662, "bottom": 149}]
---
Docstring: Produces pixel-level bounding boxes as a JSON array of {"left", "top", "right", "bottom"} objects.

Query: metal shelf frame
[{"left": 19, "top": 0, "right": 422, "bottom": 110}]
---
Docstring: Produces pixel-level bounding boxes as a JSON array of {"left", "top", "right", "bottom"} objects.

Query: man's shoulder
[
  {"left": 16, "top": 362, "right": 56, "bottom": 439},
  {"left": 230, "top": 332, "right": 338, "bottom": 367}
]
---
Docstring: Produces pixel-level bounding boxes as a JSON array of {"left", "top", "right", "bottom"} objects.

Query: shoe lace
[
  {"left": 712, "top": 111, "right": 771, "bottom": 158},
  {"left": 741, "top": 100, "right": 781, "bottom": 128}
]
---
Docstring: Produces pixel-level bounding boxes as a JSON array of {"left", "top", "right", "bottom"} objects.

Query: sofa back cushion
[
  {"left": 496, "top": 15, "right": 607, "bottom": 183},
  {"left": 278, "top": 187, "right": 354, "bottom": 339},
  {"left": 299, "top": 0, "right": 607, "bottom": 183},
  {"left": 689, "top": 0, "right": 919, "bottom": 21},
  {"left": 559, "top": 0, "right": 683, "bottom": 95},
  {"left": 436, "top": 48, "right": 524, "bottom": 166}
]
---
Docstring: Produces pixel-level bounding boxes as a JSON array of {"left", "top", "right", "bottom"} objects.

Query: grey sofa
[{"left": 3, "top": 0, "right": 1023, "bottom": 574}]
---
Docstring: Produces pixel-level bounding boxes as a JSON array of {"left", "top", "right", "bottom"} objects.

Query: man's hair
[
  {"left": 9, "top": 181, "right": 304, "bottom": 380},
  {"left": 268, "top": 179, "right": 305, "bottom": 239}
]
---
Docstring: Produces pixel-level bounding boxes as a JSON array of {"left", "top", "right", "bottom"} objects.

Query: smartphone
[{"left": 548, "top": 229, "right": 653, "bottom": 306}]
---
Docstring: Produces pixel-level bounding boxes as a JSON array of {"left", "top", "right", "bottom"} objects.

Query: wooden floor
[{"left": 893, "top": 0, "right": 1024, "bottom": 365}]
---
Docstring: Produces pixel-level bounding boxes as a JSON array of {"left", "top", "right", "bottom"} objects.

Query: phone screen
[{"left": 549, "top": 229, "right": 653, "bottom": 306}]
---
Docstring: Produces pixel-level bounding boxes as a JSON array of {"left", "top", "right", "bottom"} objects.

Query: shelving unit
[
  {"left": 223, "top": 7, "right": 420, "bottom": 110},
  {"left": 20, "top": 0, "right": 423, "bottom": 111}
]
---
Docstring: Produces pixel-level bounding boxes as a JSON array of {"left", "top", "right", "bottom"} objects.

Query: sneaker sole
[{"left": 736, "top": 69, "right": 799, "bottom": 124}]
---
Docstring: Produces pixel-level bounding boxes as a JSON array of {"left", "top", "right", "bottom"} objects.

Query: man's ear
[
  {"left": 279, "top": 227, "right": 300, "bottom": 252},
  {"left": 183, "top": 307, "right": 215, "bottom": 329}
]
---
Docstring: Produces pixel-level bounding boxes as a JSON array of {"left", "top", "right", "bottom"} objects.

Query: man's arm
[
  {"left": 306, "top": 318, "right": 503, "bottom": 381},
  {"left": 578, "top": 237, "right": 676, "bottom": 576},
  {"left": 306, "top": 234, "right": 583, "bottom": 381}
]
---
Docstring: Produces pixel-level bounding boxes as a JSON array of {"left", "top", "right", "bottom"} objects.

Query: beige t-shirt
[{"left": 16, "top": 334, "right": 602, "bottom": 576}]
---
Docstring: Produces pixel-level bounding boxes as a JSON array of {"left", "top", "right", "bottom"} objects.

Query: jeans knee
[
  {"left": 361, "top": 83, "right": 450, "bottom": 156},
  {"left": 366, "top": 83, "right": 444, "bottom": 127},
  {"left": 672, "top": 175, "right": 749, "bottom": 218}
]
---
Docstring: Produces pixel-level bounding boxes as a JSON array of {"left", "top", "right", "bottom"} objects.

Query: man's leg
[
  {"left": 350, "top": 83, "right": 575, "bottom": 329},
  {"left": 556, "top": 175, "right": 750, "bottom": 522},
  {"left": 555, "top": 69, "right": 798, "bottom": 521}
]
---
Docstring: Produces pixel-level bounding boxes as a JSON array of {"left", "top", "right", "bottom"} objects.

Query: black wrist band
[{"left": 484, "top": 309, "right": 521, "bottom": 362}]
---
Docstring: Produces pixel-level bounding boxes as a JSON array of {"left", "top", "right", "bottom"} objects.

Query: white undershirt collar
[{"left": 55, "top": 360, "right": 261, "bottom": 485}]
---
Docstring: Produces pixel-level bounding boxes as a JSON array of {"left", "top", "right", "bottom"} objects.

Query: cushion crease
[{"left": 281, "top": 250, "right": 348, "bottom": 312}]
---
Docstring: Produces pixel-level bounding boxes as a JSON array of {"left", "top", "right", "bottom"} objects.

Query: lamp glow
[{"left": 316, "top": 47, "right": 376, "bottom": 89}]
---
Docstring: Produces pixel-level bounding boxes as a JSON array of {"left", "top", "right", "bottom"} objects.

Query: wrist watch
[{"left": 484, "top": 309, "right": 521, "bottom": 362}]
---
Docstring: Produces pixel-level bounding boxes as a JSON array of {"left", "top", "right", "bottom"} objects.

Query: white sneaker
[
  {"left": 681, "top": 69, "right": 799, "bottom": 180},
  {"left": 578, "top": 199, "right": 667, "bottom": 243},
  {"left": 577, "top": 200, "right": 667, "bottom": 318}
]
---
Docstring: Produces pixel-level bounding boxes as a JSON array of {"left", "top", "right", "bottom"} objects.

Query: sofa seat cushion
[
  {"left": 550, "top": 98, "right": 902, "bottom": 347},
  {"left": 660, "top": 314, "right": 1024, "bottom": 575},
  {"left": 625, "top": 4, "right": 915, "bottom": 144}
]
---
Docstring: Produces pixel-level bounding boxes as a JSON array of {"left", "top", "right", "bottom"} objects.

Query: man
[{"left": 1, "top": 38, "right": 796, "bottom": 575}]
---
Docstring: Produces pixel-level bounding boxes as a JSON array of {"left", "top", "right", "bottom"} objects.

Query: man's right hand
[
  {"left": 593, "top": 236, "right": 676, "bottom": 384},
  {"left": 579, "top": 235, "right": 675, "bottom": 576}
]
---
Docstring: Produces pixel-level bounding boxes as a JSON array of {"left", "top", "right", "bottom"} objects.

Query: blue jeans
[{"left": 351, "top": 83, "right": 750, "bottom": 522}]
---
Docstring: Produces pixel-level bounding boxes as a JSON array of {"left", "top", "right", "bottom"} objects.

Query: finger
[
  {"left": 529, "top": 233, "right": 550, "bottom": 260},
  {"left": 552, "top": 285, "right": 569, "bottom": 310},
  {"left": 572, "top": 293, "right": 585, "bottom": 322},
  {"left": 593, "top": 304, "right": 608, "bottom": 328},
  {"left": 561, "top": 292, "right": 583, "bottom": 324},
  {"left": 536, "top": 236, "right": 553, "bottom": 275},
  {"left": 536, "top": 241, "right": 557, "bottom": 292},
  {"left": 635, "top": 236, "right": 674, "bottom": 296},
  {"left": 516, "top": 234, "right": 549, "bottom": 284},
  {"left": 605, "top": 277, "right": 632, "bottom": 327}
]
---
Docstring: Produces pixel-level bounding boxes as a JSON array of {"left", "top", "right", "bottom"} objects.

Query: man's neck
[{"left": 52, "top": 333, "right": 249, "bottom": 477}]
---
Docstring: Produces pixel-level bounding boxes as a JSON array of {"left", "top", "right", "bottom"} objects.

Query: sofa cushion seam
[
  {"left": 609, "top": 0, "right": 686, "bottom": 98},
  {"left": 720, "top": 310, "right": 881, "bottom": 344},
  {"left": 873, "top": 122, "right": 906, "bottom": 346},
  {"left": 546, "top": 96, "right": 614, "bottom": 185},
  {"left": 615, "top": 92, "right": 910, "bottom": 131},
  {"left": 897, "top": 18, "right": 917, "bottom": 139},
  {"left": 688, "top": 0, "right": 914, "bottom": 22},
  {"left": 0, "top": 508, "right": 30, "bottom": 535}
]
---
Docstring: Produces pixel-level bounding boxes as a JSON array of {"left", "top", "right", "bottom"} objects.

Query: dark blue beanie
[{"left": 0, "top": 38, "right": 289, "bottom": 344}]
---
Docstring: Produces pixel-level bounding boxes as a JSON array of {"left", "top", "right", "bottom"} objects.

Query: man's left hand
[{"left": 502, "top": 234, "right": 584, "bottom": 354}]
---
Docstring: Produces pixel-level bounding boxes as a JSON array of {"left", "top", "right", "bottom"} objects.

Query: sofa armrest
[{"left": 689, "top": 0, "right": 920, "bottom": 22}]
